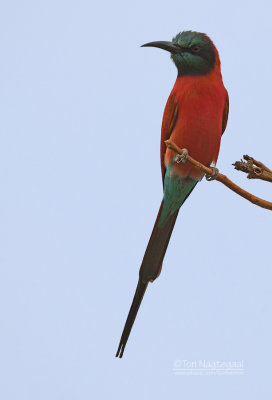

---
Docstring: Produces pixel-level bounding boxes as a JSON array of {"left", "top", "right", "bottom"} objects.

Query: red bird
[{"left": 116, "top": 31, "right": 229, "bottom": 358}]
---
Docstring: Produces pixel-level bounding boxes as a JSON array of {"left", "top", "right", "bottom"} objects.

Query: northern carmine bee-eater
[{"left": 116, "top": 31, "right": 229, "bottom": 358}]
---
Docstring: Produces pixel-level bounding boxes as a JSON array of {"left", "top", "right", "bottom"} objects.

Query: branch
[
  {"left": 233, "top": 155, "right": 272, "bottom": 183},
  {"left": 164, "top": 139, "right": 272, "bottom": 211}
]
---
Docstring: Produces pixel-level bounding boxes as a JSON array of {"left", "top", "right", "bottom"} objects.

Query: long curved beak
[{"left": 141, "top": 41, "right": 181, "bottom": 54}]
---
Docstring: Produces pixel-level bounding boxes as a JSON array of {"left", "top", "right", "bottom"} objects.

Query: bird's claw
[
  {"left": 174, "top": 149, "right": 188, "bottom": 164},
  {"left": 206, "top": 167, "right": 219, "bottom": 181}
]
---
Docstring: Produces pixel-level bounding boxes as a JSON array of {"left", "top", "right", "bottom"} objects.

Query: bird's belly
[{"left": 165, "top": 94, "right": 224, "bottom": 180}]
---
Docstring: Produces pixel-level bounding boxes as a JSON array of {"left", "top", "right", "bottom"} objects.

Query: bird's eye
[{"left": 191, "top": 45, "right": 200, "bottom": 53}]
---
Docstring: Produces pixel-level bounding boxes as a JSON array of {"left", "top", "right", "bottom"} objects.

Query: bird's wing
[
  {"left": 160, "top": 92, "right": 179, "bottom": 183},
  {"left": 222, "top": 93, "right": 229, "bottom": 135}
]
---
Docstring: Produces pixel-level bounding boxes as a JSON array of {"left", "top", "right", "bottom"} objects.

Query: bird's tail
[
  {"left": 115, "top": 280, "right": 148, "bottom": 358},
  {"left": 116, "top": 201, "right": 179, "bottom": 358}
]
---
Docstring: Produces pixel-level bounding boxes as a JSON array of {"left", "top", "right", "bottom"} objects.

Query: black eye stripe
[
  {"left": 182, "top": 46, "right": 201, "bottom": 54},
  {"left": 191, "top": 45, "right": 201, "bottom": 52},
  {"left": 188, "top": 45, "right": 201, "bottom": 53}
]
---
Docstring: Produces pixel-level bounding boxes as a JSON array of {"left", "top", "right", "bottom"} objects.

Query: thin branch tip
[
  {"left": 165, "top": 139, "right": 272, "bottom": 211},
  {"left": 233, "top": 154, "right": 272, "bottom": 182}
]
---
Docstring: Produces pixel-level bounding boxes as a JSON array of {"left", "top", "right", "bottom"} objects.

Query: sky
[{"left": 0, "top": 0, "right": 272, "bottom": 399}]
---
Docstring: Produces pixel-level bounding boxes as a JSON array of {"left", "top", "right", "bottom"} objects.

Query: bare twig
[
  {"left": 233, "top": 155, "right": 272, "bottom": 183},
  {"left": 165, "top": 139, "right": 272, "bottom": 211}
]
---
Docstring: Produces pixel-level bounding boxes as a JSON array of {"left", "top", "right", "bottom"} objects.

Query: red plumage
[{"left": 161, "top": 51, "right": 228, "bottom": 181}]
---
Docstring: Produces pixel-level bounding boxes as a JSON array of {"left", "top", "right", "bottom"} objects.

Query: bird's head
[{"left": 142, "top": 31, "right": 219, "bottom": 77}]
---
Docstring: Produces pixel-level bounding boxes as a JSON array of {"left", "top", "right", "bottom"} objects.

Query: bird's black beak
[{"left": 141, "top": 41, "right": 181, "bottom": 54}]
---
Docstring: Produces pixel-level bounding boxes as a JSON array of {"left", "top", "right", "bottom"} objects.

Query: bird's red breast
[{"left": 161, "top": 57, "right": 228, "bottom": 182}]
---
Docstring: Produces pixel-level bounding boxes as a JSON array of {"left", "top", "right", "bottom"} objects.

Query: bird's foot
[
  {"left": 206, "top": 167, "right": 219, "bottom": 181},
  {"left": 174, "top": 149, "right": 188, "bottom": 164}
]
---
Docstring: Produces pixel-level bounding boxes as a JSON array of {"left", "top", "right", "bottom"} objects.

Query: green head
[{"left": 142, "top": 31, "right": 218, "bottom": 77}]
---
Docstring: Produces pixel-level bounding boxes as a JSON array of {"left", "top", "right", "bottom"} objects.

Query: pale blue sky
[{"left": 1, "top": 0, "right": 272, "bottom": 399}]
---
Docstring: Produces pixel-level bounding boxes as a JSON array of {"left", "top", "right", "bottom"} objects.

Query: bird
[{"left": 116, "top": 31, "right": 229, "bottom": 358}]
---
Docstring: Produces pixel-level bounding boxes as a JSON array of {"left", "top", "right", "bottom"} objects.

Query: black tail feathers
[
  {"left": 116, "top": 280, "right": 148, "bottom": 358},
  {"left": 116, "top": 203, "right": 179, "bottom": 358}
]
